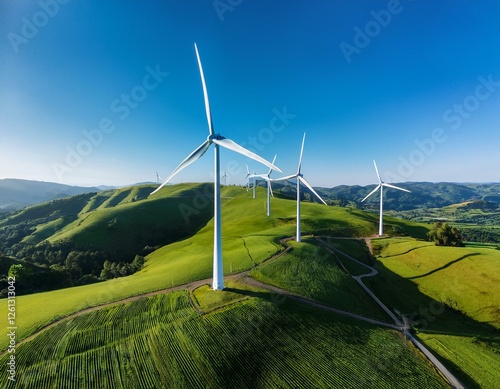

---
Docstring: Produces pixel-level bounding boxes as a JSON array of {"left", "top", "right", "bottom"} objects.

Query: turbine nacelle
[{"left": 361, "top": 160, "right": 410, "bottom": 236}]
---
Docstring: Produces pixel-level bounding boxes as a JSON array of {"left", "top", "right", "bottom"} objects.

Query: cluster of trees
[
  {"left": 427, "top": 222, "right": 464, "bottom": 247},
  {"left": 460, "top": 227, "right": 500, "bottom": 244},
  {"left": 0, "top": 239, "right": 148, "bottom": 296},
  {"left": 100, "top": 255, "right": 145, "bottom": 279}
]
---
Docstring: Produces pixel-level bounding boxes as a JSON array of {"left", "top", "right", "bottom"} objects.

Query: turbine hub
[{"left": 208, "top": 134, "right": 224, "bottom": 142}]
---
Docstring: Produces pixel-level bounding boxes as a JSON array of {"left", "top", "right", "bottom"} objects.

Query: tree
[
  {"left": 427, "top": 222, "right": 464, "bottom": 247},
  {"left": 8, "top": 264, "right": 33, "bottom": 280}
]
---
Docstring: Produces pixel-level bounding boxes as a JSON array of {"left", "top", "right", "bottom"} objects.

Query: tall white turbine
[
  {"left": 248, "top": 155, "right": 277, "bottom": 216},
  {"left": 221, "top": 171, "right": 228, "bottom": 186},
  {"left": 361, "top": 160, "right": 410, "bottom": 236},
  {"left": 151, "top": 43, "right": 281, "bottom": 290},
  {"left": 272, "top": 133, "right": 327, "bottom": 242}
]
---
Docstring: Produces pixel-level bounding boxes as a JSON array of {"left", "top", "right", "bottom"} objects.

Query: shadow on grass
[
  {"left": 222, "top": 287, "right": 273, "bottom": 301},
  {"left": 363, "top": 257, "right": 500, "bottom": 389},
  {"left": 409, "top": 253, "right": 481, "bottom": 280},
  {"left": 380, "top": 244, "right": 429, "bottom": 258}
]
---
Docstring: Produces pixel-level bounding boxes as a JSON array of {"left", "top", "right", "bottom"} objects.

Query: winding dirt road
[{"left": 4, "top": 236, "right": 464, "bottom": 388}]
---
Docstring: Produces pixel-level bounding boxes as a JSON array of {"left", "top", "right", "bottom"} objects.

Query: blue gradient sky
[{"left": 1, "top": 0, "right": 499, "bottom": 187}]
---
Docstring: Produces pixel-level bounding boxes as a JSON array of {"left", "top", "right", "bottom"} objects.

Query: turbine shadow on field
[
  {"left": 408, "top": 253, "right": 481, "bottom": 280},
  {"left": 380, "top": 245, "right": 429, "bottom": 258},
  {"left": 222, "top": 287, "right": 271, "bottom": 301},
  {"left": 365, "top": 257, "right": 500, "bottom": 389}
]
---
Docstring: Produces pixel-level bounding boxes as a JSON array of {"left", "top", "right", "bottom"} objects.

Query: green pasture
[
  {"left": 367, "top": 237, "right": 500, "bottom": 387},
  {"left": 0, "top": 287, "right": 447, "bottom": 388},
  {"left": 0, "top": 184, "right": 388, "bottom": 350},
  {"left": 250, "top": 239, "right": 389, "bottom": 322}
]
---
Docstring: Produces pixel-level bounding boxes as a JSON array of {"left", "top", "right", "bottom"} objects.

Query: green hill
[
  {"left": 0, "top": 183, "right": 429, "bottom": 350},
  {"left": 1, "top": 183, "right": 498, "bottom": 386},
  {"left": 367, "top": 237, "right": 500, "bottom": 388},
  {"left": 0, "top": 284, "right": 447, "bottom": 388}
]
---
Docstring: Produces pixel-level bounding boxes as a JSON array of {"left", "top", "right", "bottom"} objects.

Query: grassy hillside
[
  {"left": 0, "top": 183, "right": 430, "bottom": 350},
  {"left": 250, "top": 239, "right": 389, "bottom": 322},
  {"left": 366, "top": 237, "right": 500, "bottom": 388},
  {"left": 0, "top": 286, "right": 447, "bottom": 388}
]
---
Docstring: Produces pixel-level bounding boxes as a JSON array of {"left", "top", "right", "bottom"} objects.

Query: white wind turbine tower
[
  {"left": 245, "top": 165, "right": 257, "bottom": 198},
  {"left": 361, "top": 160, "right": 410, "bottom": 237},
  {"left": 272, "top": 133, "right": 327, "bottom": 242},
  {"left": 156, "top": 171, "right": 162, "bottom": 184},
  {"left": 248, "top": 155, "right": 277, "bottom": 216},
  {"left": 150, "top": 43, "right": 281, "bottom": 290}
]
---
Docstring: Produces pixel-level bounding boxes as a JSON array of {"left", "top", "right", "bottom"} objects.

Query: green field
[
  {"left": 0, "top": 286, "right": 447, "bottom": 388},
  {"left": 250, "top": 238, "right": 389, "bottom": 322},
  {"left": 0, "top": 184, "right": 394, "bottom": 351},
  {"left": 3, "top": 183, "right": 499, "bottom": 387},
  {"left": 367, "top": 237, "right": 500, "bottom": 387}
]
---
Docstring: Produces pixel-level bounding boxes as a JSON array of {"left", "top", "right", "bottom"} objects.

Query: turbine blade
[
  {"left": 373, "top": 160, "right": 382, "bottom": 184},
  {"left": 267, "top": 154, "right": 277, "bottom": 176},
  {"left": 150, "top": 140, "right": 211, "bottom": 195},
  {"left": 194, "top": 43, "right": 215, "bottom": 136},
  {"left": 250, "top": 174, "right": 268, "bottom": 180},
  {"left": 212, "top": 137, "right": 282, "bottom": 172},
  {"left": 361, "top": 184, "right": 381, "bottom": 202},
  {"left": 299, "top": 176, "right": 327, "bottom": 205},
  {"left": 383, "top": 183, "right": 410, "bottom": 193},
  {"left": 271, "top": 174, "right": 297, "bottom": 182},
  {"left": 269, "top": 180, "right": 274, "bottom": 197},
  {"left": 297, "top": 132, "right": 306, "bottom": 174}
]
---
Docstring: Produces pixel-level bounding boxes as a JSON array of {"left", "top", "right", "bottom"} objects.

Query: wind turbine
[
  {"left": 245, "top": 165, "right": 257, "bottom": 198},
  {"left": 248, "top": 155, "right": 277, "bottom": 216},
  {"left": 221, "top": 171, "right": 228, "bottom": 186},
  {"left": 272, "top": 133, "right": 327, "bottom": 242},
  {"left": 150, "top": 43, "right": 281, "bottom": 290},
  {"left": 156, "top": 171, "right": 162, "bottom": 184},
  {"left": 361, "top": 160, "right": 410, "bottom": 236}
]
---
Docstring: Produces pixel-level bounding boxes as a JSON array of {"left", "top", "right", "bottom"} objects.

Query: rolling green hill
[
  {"left": 0, "top": 287, "right": 447, "bottom": 388},
  {"left": 1, "top": 183, "right": 498, "bottom": 386},
  {"left": 366, "top": 237, "right": 500, "bottom": 388},
  {"left": 0, "top": 183, "right": 429, "bottom": 350}
]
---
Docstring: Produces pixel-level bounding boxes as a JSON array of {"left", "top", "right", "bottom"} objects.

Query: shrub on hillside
[{"left": 427, "top": 222, "right": 464, "bottom": 247}]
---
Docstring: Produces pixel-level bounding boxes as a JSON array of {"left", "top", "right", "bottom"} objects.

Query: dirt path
[
  {"left": 3, "top": 236, "right": 465, "bottom": 388},
  {"left": 315, "top": 236, "right": 463, "bottom": 389}
]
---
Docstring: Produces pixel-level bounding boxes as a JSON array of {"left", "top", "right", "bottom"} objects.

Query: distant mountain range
[
  {"left": 0, "top": 179, "right": 102, "bottom": 211},
  {"left": 2, "top": 178, "right": 500, "bottom": 212},
  {"left": 272, "top": 181, "right": 500, "bottom": 211}
]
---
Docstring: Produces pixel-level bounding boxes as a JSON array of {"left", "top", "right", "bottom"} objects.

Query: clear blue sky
[{"left": 1, "top": 0, "right": 499, "bottom": 187}]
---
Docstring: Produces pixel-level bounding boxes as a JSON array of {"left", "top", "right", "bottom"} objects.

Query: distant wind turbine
[
  {"left": 272, "top": 133, "right": 327, "bottom": 242},
  {"left": 361, "top": 160, "right": 410, "bottom": 236},
  {"left": 221, "top": 171, "right": 228, "bottom": 186},
  {"left": 150, "top": 43, "right": 281, "bottom": 291},
  {"left": 156, "top": 171, "right": 162, "bottom": 184},
  {"left": 248, "top": 155, "right": 277, "bottom": 216},
  {"left": 245, "top": 165, "right": 257, "bottom": 198}
]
